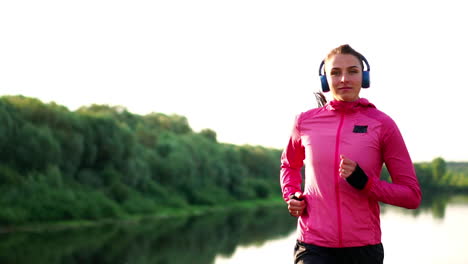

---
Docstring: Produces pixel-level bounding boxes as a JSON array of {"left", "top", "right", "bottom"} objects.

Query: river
[
  {"left": 215, "top": 196, "right": 468, "bottom": 264},
  {"left": 0, "top": 195, "right": 467, "bottom": 264}
]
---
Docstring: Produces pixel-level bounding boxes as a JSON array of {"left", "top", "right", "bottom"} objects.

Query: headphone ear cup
[
  {"left": 362, "top": 71, "right": 370, "bottom": 88},
  {"left": 320, "top": 75, "right": 330, "bottom": 92}
]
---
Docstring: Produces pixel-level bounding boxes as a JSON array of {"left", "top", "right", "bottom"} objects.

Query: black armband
[{"left": 346, "top": 164, "right": 368, "bottom": 190}]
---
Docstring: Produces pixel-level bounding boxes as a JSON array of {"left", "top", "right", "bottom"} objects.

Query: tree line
[
  {"left": 381, "top": 157, "right": 468, "bottom": 194},
  {"left": 0, "top": 95, "right": 281, "bottom": 225},
  {"left": 0, "top": 95, "right": 466, "bottom": 225}
]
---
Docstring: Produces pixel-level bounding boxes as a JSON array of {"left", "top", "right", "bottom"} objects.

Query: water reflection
[
  {"left": 380, "top": 193, "right": 467, "bottom": 219},
  {"left": 1, "top": 194, "right": 466, "bottom": 264},
  {"left": 0, "top": 205, "right": 296, "bottom": 264}
]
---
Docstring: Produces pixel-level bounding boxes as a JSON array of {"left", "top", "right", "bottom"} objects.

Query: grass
[{"left": 0, "top": 196, "right": 286, "bottom": 234}]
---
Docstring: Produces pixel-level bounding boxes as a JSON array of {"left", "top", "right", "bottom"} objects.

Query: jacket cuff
[
  {"left": 284, "top": 190, "right": 299, "bottom": 202},
  {"left": 346, "top": 164, "right": 368, "bottom": 190}
]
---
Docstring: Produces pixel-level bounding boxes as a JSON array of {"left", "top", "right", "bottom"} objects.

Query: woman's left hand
[{"left": 339, "top": 155, "right": 357, "bottom": 179}]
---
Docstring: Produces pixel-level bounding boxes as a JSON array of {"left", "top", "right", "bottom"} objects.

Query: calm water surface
[
  {"left": 0, "top": 195, "right": 467, "bottom": 264},
  {"left": 216, "top": 197, "right": 468, "bottom": 264}
]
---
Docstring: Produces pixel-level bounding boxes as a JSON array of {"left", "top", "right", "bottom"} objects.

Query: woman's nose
[{"left": 340, "top": 73, "right": 348, "bottom": 82}]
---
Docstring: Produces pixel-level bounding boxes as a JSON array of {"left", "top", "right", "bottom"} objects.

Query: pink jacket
[{"left": 280, "top": 98, "right": 421, "bottom": 248}]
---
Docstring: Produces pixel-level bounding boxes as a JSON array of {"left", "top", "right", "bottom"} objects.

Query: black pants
[{"left": 294, "top": 240, "right": 384, "bottom": 264}]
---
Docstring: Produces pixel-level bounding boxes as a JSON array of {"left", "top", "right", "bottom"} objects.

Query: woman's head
[{"left": 323, "top": 44, "right": 368, "bottom": 102}]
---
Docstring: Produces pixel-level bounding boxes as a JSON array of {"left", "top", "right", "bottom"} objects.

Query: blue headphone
[{"left": 318, "top": 56, "right": 371, "bottom": 92}]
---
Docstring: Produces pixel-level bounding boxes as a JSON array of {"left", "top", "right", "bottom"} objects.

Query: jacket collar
[{"left": 326, "top": 98, "right": 376, "bottom": 113}]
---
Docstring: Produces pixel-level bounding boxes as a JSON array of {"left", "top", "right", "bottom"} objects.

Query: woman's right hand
[{"left": 287, "top": 192, "right": 306, "bottom": 217}]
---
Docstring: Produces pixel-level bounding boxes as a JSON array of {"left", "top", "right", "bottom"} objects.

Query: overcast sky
[{"left": 1, "top": 0, "right": 467, "bottom": 162}]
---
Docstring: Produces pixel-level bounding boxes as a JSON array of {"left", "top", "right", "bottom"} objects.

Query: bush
[
  {"left": 122, "top": 195, "right": 159, "bottom": 214},
  {"left": 0, "top": 164, "right": 23, "bottom": 185},
  {"left": 108, "top": 182, "right": 133, "bottom": 203},
  {"left": 250, "top": 179, "right": 271, "bottom": 199},
  {"left": 0, "top": 207, "right": 29, "bottom": 225}
]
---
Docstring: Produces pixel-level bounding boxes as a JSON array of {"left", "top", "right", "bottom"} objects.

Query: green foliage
[
  {"left": 431, "top": 157, "right": 447, "bottom": 183},
  {"left": 12, "top": 123, "right": 62, "bottom": 171},
  {"left": 199, "top": 128, "right": 217, "bottom": 142},
  {"left": 0, "top": 164, "right": 23, "bottom": 185},
  {"left": 0, "top": 95, "right": 283, "bottom": 225},
  {"left": 396, "top": 157, "right": 468, "bottom": 193},
  {"left": 249, "top": 178, "right": 272, "bottom": 198}
]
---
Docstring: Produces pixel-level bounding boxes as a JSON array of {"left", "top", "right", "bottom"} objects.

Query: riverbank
[{"left": 0, "top": 197, "right": 286, "bottom": 234}]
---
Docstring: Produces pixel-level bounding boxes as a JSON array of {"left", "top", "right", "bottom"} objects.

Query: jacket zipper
[{"left": 334, "top": 113, "right": 345, "bottom": 247}]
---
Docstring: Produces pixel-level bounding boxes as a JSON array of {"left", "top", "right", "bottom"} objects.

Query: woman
[{"left": 280, "top": 44, "right": 421, "bottom": 264}]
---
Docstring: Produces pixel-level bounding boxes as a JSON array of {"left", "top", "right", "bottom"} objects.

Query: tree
[{"left": 432, "top": 157, "right": 447, "bottom": 184}]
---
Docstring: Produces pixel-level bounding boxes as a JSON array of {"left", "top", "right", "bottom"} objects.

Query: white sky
[{"left": 1, "top": 0, "right": 467, "bottom": 162}]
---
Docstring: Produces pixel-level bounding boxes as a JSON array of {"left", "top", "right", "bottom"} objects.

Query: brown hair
[{"left": 325, "top": 44, "right": 365, "bottom": 70}]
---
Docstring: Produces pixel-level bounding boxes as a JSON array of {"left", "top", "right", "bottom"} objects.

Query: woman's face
[{"left": 325, "top": 54, "right": 362, "bottom": 102}]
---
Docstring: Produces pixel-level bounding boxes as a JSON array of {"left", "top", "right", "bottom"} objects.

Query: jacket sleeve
[
  {"left": 280, "top": 114, "right": 305, "bottom": 202},
  {"left": 362, "top": 119, "right": 422, "bottom": 209}
]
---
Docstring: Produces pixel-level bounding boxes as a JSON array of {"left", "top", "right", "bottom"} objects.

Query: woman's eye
[{"left": 331, "top": 71, "right": 340, "bottom": 76}]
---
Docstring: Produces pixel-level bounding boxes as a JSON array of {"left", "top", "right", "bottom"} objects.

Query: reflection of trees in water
[
  {"left": 0, "top": 205, "right": 296, "bottom": 264},
  {"left": 380, "top": 193, "right": 468, "bottom": 219},
  {"left": 5, "top": 195, "right": 465, "bottom": 263}
]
